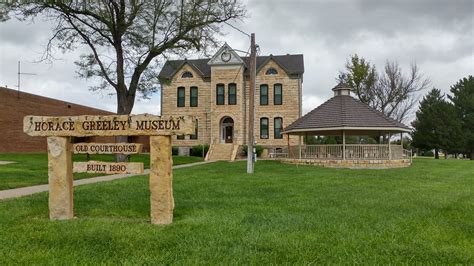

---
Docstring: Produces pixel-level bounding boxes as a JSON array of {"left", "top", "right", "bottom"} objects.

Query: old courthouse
[{"left": 158, "top": 44, "right": 304, "bottom": 160}]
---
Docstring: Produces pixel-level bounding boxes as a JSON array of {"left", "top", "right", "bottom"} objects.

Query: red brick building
[{"left": 0, "top": 87, "right": 116, "bottom": 153}]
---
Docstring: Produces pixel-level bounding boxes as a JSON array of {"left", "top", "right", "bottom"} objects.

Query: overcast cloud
[{"left": 0, "top": 0, "right": 472, "bottom": 119}]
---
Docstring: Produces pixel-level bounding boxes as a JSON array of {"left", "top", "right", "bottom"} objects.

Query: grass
[
  {"left": 0, "top": 153, "right": 203, "bottom": 190},
  {"left": 0, "top": 159, "right": 472, "bottom": 264}
]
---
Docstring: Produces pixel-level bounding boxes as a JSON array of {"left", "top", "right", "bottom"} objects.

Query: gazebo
[{"left": 280, "top": 82, "right": 412, "bottom": 168}]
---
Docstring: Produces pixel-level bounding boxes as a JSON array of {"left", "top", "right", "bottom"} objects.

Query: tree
[
  {"left": 448, "top": 76, "right": 474, "bottom": 160},
  {"left": 411, "top": 89, "right": 463, "bottom": 159},
  {"left": 1, "top": 1, "right": 245, "bottom": 115},
  {"left": 2, "top": 1, "right": 245, "bottom": 161},
  {"left": 339, "top": 55, "right": 430, "bottom": 123},
  {"left": 338, "top": 54, "right": 377, "bottom": 106}
]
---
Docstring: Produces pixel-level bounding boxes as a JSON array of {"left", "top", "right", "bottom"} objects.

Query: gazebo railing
[
  {"left": 346, "top": 144, "right": 389, "bottom": 159},
  {"left": 286, "top": 144, "right": 409, "bottom": 160},
  {"left": 300, "top": 144, "right": 343, "bottom": 159}
]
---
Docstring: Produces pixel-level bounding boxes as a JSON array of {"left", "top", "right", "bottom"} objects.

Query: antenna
[{"left": 17, "top": 61, "right": 37, "bottom": 98}]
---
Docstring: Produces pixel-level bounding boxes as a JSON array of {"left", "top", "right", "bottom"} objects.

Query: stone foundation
[{"left": 280, "top": 158, "right": 411, "bottom": 169}]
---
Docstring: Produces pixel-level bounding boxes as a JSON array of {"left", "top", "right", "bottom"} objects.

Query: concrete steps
[{"left": 206, "top": 143, "right": 238, "bottom": 161}]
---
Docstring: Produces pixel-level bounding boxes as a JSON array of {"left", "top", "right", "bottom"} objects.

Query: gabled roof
[
  {"left": 158, "top": 54, "right": 304, "bottom": 80},
  {"left": 284, "top": 95, "right": 411, "bottom": 133},
  {"left": 207, "top": 43, "right": 245, "bottom": 66},
  {"left": 250, "top": 54, "right": 305, "bottom": 76},
  {"left": 158, "top": 59, "right": 210, "bottom": 80}
]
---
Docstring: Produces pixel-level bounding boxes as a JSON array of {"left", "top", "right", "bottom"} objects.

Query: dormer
[{"left": 207, "top": 43, "right": 245, "bottom": 66}]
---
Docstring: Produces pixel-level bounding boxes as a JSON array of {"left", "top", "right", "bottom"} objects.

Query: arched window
[
  {"left": 190, "top": 119, "right": 198, "bottom": 139},
  {"left": 177, "top": 87, "right": 185, "bottom": 107},
  {"left": 228, "top": 83, "right": 237, "bottom": 105},
  {"left": 260, "top": 118, "right": 269, "bottom": 139},
  {"left": 265, "top": 68, "right": 278, "bottom": 75},
  {"left": 274, "top": 83, "right": 282, "bottom": 105},
  {"left": 260, "top": 84, "right": 268, "bottom": 105},
  {"left": 274, "top": 117, "right": 283, "bottom": 139},
  {"left": 216, "top": 84, "right": 225, "bottom": 105},
  {"left": 181, "top": 71, "right": 193, "bottom": 78},
  {"left": 190, "top": 87, "right": 198, "bottom": 107}
]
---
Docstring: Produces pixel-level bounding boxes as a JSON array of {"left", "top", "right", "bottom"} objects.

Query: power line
[
  {"left": 224, "top": 21, "right": 251, "bottom": 38},
  {"left": 231, "top": 48, "right": 250, "bottom": 55},
  {"left": 192, "top": 1, "right": 250, "bottom": 38},
  {"left": 231, "top": 45, "right": 251, "bottom": 84}
]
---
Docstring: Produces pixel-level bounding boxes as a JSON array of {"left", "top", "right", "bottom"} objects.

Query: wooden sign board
[
  {"left": 73, "top": 161, "right": 144, "bottom": 174},
  {"left": 73, "top": 143, "right": 142, "bottom": 154},
  {"left": 23, "top": 114, "right": 194, "bottom": 137}
]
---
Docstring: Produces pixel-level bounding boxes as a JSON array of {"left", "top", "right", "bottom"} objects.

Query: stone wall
[
  {"left": 161, "top": 64, "right": 212, "bottom": 147},
  {"left": 252, "top": 59, "right": 300, "bottom": 147},
  {"left": 160, "top": 59, "right": 302, "bottom": 149},
  {"left": 0, "top": 87, "right": 115, "bottom": 153},
  {"left": 210, "top": 65, "right": 246, "bottom": 145}
]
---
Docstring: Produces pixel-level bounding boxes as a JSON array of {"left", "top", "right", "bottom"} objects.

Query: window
[
  {"left": 181, "top": 71, "right": 193, "bottom": 78},
  {"left": 177, "top": 87, "right": 185, "bottom": 107},
  {"left": 260, "top": 84, "right": 268, "bottom": 105},
  {"left": 216, "top": 84, "right": 225, "bottom": 105},
  {"left": 177, "top": 135, "right": 185, "bottom": 140},
  {"left": 265, "top": 68, "right": 278, "bottom": 75},
  {"left": 190, "top": 87, "right": 198, "bottom": 107},
  {"left": 274, "top": 117, "right": 283, "bottom": 139},
  {"left": 228, "top": 83, "right": 237, "bottom": 105},
  {"left": 190, "top": 119, "right": 198, "bottom": 139},
  {"left": 260, "top": 118, "right": 269, "bottom": 139},
  {"left": 274, "top": 84, "right": 282, "bottom": 105}
]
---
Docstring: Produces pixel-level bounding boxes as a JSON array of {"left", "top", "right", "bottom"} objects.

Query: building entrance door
[
  {"left": 225, "top": 126, "right": 233, "bottom": 143},
  {"left": 221, "top": 117, "right": 234, "bottom": 144}
]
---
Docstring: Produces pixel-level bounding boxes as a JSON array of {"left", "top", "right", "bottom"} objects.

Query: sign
[
  {"left": 73, "top": 143, "right": 142, "bottom": 154},
  {"left": 23, "top": 114, "right": 194, "bottom": 137},
  {"left": 73, "top": 161, "right": 144, "bottom": 174},
  {"left": 23, "top": 114, "right": 179, "bottom": 225}
]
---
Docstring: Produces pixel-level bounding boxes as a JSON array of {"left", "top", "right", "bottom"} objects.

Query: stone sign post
[{"left": 23, "top": 114, "right": 193, "bottom": 225}]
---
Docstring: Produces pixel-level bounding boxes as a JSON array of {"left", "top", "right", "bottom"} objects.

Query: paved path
[
  {"left": 0, "top": 161, "right": 212, "bottom": 201},
  {"left": 0, "top": 161, "right": 15, "bottom": 165}
]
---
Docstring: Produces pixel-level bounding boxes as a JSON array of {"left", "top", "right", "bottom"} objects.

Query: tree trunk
[
  {"left": 471, "top": 150, "right": 474, "bottom": 161},
  {"left": 115, "top": 92, "right": 135, "bottom": 162},
  {"left": 115, "top": 136, "right": 129, "bottom": 162},
  {"left": 435, "top": 148, "right": 439, "bottom": 159}
]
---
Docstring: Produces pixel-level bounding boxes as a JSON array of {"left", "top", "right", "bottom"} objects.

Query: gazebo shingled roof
[{"left": 284, "top": 93, "right": 411, "bottom": 134}]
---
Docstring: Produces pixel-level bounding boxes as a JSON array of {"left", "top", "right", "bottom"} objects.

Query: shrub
[
  {"left": 172, "top": 146, "right": 179, "bottom": 156},
  {"left": 420, "top": 150, "right": 434, "bottom": 157},
  {"left": 190, "top": 144, "right": 209, "bottom": 157},
  {"left": 242, "top": 145, "right": 264, "bottom": 157}
]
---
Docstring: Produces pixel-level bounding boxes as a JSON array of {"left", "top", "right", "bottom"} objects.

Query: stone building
[{"left": 158, "top": 44, "right": 304, "bottom": 160}]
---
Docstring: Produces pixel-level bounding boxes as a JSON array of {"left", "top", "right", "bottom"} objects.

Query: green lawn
[
  {"left": 0, "top": 153, "right": 203, "bottom": 190},
  {"left": 0, "top": 159, "right": 473, "bottom": 264}
]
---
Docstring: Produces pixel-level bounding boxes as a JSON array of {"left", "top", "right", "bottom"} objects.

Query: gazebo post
[
  {"left": 298, "top": 135, "right": 302, "bottom": 159},
  {"left": 388, "top": 132, "right": 392, "bottom": 161},
  {"left": 400, "top": 132, "right": 403, "bottom": 147},
  {"left": 342, "top": 130, "right": 346, "bottom": 160},
  {"left": 287, "top": 133, "right": 290, "bottom": 159}
]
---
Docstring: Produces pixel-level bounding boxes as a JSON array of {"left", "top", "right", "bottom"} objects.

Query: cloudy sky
[{"left": 0, "top": 0, "right": 472, "bottom": 120}]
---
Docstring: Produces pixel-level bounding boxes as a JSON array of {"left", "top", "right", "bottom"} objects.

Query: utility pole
[{"left": 247, "top": 33, "right": 256, "bottom": 174}]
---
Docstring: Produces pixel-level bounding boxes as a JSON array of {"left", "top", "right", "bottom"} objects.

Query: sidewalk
[{"left": 0, "top": 161, "right": 212, "bottom": 200}]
